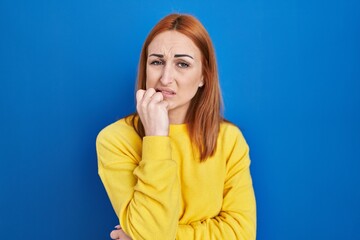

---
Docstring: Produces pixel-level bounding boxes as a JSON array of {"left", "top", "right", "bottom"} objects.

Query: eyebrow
[
  {"left": 174, "top": 54, "right": 194, "bottom": 59},
  {"left": 149, "top": 54, "right": 164, "bottom": 58},
  {"left": 148, "top": 53, "right": 194, "bottom": 59}
]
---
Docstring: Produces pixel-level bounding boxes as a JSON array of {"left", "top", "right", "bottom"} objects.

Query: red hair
[{"left": 128, "top": 13, "right": 223, "bottom": 161}]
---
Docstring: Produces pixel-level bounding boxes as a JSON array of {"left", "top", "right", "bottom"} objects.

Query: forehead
[{"left": 148, "top": 31, "right": 201, "bottom": 57}]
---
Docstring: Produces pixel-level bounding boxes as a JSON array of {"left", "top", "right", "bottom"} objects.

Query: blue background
[{"left": 1, "top": 0, "right": 359, "bottom": 239}]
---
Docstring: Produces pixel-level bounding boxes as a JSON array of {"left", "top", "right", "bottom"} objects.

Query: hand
[
  {"left": 136, "top": 88, "right": 169, "bottom": 136},
  {"left": 110, "top": 225, "right": 132, "bottom": 240}
]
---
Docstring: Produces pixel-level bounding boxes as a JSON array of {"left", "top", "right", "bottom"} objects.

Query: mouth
[{"left": 155, "top": 88, "right": 176, "bottom": 96}]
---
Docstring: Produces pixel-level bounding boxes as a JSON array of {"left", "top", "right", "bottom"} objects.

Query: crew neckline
[{"left": 169, "top": 123, "right": 187, "bottom": 134}]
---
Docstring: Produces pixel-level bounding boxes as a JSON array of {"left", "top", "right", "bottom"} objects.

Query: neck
[
  {"left": 168, "top": 110, "right": 187, "bottom": 124},
  {"left": 169, "top": 112, "right": 185, "bottom": 124},
  {"left": 167, "top": 101, "right": 191, "bottom": 124}
]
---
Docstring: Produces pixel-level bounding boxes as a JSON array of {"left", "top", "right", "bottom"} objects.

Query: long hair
[{"left": 128, "top": 13, "right": 223, "bottom": 161}]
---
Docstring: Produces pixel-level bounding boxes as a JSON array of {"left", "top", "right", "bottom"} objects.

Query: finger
[
  {"left": 114, "top": 225, "right": 121, "bottom": 229},
  {"left": 159, "top": 100, "right": 169, "bottom": 110},
  {"left": 138, "top": 88, "right": 157, "bottom": 112},
  {"left": 142, "top": 88, "right": 156, "bottom": 103},
  {"left": 110, "top": 229, "right": 121, "bottom": 239},
  {"left": 147, "top": 92, "right": 165, "bottom": 112},
  {"left": 149, "top": 91, "right": 164, "bottom": 103},
  {"left": 136, "top": 89, "right": 146, "bottom": 104}
]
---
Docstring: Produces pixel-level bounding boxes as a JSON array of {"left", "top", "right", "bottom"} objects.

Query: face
[{"left": 146, "top": 30, "right": 204, "bottom": 124}]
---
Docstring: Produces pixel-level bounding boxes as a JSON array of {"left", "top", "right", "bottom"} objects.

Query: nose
[{"left": 160, "top": 63, "right": 174, "bottom": 85}]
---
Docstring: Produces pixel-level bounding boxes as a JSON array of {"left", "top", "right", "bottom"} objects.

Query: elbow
[{"left": 119, "top": 203, "right": 179, "bottom": 240}]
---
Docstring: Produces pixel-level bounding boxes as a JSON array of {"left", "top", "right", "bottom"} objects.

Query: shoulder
[
  {"left": 96, "top": 115, "right": 140, "bottom": 148},
  {"left": 217, "top": 121, "right": 251, "bottom": 169},
  {"left": 218, "top": 120, "right": 249, "bottom": 151},
  {"left": 96, "top": 115, "right": 142, "bottom": 165},
  {"left": 219, "top": 121, "right": 245, "bottom": 140}
]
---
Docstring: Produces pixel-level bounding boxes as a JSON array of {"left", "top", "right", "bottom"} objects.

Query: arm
[
  {"left": 98, "top": 89, "right": 180, "bottom": 239},
  {"left": 97, "top": 127, "right": 180, "bottom": 240},
  {"left": 176, "top": 129, "right": 256, "bottom": 239}
]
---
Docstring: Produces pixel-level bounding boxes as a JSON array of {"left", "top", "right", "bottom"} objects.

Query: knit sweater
[{"left": 96, "top": 117, "right": 256, "bottom": 239}]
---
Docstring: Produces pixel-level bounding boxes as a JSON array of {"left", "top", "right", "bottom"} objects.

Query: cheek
[
  {"left": 187, "top": 73, "right": 203, "bottom": 93},
  {"left": 145, "top": 68, "right": 157, "bottom": 88},
  {"left": 180, "top": 79, "right": 201, "bottom": 99}
]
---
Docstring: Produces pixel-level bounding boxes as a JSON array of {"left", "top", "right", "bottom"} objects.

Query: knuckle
[
  {"left": 141, "top": 101, "right": 148, "bottom": 108},
  {"left": 147, "top": 102, "right": 155, "bottom": 110},
  {"left": 154, "top": 92, "right": 163, "bottom": 100}
]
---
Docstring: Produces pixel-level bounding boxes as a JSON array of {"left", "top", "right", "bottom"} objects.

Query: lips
[{"left": 155, "top": 88, "right": 176, "bottom": 96}]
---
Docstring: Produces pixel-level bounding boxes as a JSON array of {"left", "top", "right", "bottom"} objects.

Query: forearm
[
  {"left": 176, "top": 210, "right": 256, "bottom": 240},
  {"left": 97, "top": 130, "right": 180, "bottom": 240},
  {"left": 121, "top": 139, "right": 180, "bottom": 239}
]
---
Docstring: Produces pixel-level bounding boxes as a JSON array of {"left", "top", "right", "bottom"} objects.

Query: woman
[{"left": 96, "top": 13, "right": 256, "bottom": 239}]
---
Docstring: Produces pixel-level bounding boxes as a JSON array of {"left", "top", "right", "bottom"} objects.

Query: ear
[{"left": 199, "top": 76, "right": 204, "bottom": 87}]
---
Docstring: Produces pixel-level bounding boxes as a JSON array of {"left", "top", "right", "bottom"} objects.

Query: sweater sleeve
[
  {"left": 96, "top": 126, "right": 180, "bottom": 240},
  {"left": 176, "top": 129, "right": 256, "bottom": 240}
]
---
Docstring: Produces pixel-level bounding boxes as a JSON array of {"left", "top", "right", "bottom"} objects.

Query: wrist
[{"left": 145, "top": 128, "right": 169, "bottom": 136}]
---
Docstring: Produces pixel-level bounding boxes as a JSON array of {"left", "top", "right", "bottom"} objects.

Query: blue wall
[{"left": 1, "top": 0, "right": 359, "bottom": 239}]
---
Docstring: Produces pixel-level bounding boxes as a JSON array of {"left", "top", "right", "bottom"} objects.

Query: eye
[
  {"left": 177, "top": 62, "right": 190, "bottom": 68},
  {"left": 150, "top": 60, "right": 164, "bottom": 66}
]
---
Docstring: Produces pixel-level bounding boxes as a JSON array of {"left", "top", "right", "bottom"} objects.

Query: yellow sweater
[{"left": 96, "top": 117, "right": 256, "bottom": 240}]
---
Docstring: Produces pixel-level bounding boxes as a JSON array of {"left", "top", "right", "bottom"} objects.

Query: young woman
[{"left": 96, "top": 13, "right": 256, "bottom": 240}]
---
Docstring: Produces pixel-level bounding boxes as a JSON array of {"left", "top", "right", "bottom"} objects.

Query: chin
[{"left": 166, "top": 102, "right": 174, "bottom": 110}]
